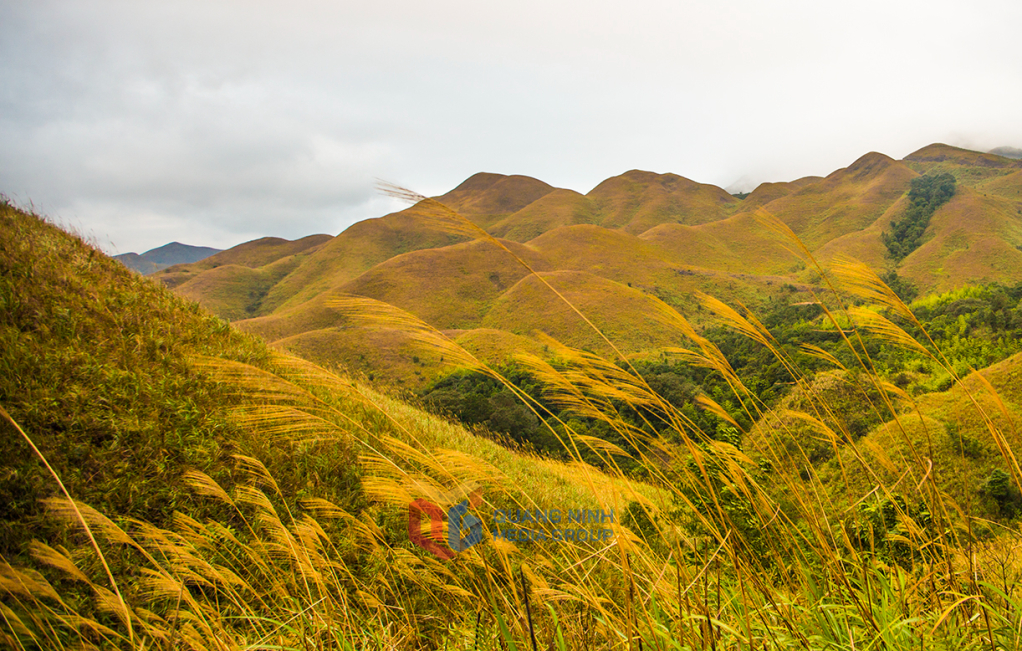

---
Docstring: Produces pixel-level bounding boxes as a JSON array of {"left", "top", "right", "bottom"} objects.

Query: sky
[{"left": 2, "top": 0, "right": 1021, "bottom": 255}]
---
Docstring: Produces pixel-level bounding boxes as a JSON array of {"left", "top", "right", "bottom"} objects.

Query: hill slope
[
  {"left": 0, "top": 202, "right": 360, "bottom": 559},
  {"left": 156, "top": 144, "right": 1022, "bottom": 383}
]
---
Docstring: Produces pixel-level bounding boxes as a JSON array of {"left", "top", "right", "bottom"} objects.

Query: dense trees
[
  {"left": 882, "top": 172, "right": 957, "bottom": 261},
  {"left": 419, "top": 281, "right": 1022, "bottom": 472}
]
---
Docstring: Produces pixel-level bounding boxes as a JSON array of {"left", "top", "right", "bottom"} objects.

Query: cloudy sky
[{"left": 2, "top": 0, "right": 1020, "bottom": 254}]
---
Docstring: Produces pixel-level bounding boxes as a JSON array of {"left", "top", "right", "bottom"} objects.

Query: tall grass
[{"left": 3, "top": 194, "right": 1022, "bottom": 650}]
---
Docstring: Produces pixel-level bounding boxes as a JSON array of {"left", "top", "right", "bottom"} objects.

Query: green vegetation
[
  {"left": 422, "top": 280, "right": 1022, "bottom": 483},
  {"left": 882, "top": 172, "right": 957, "bottom": 261}
]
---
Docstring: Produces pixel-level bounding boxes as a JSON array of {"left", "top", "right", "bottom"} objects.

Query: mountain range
[
  {"left": 114, "top": 241, "right": 221, "bottom": 274},
  {"left": 154, "top": 143, "right": 1022, "bottom": 383}
]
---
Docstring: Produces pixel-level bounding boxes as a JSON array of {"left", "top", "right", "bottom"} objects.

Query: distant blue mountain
[
  {"left": 989, "top": 146, "right": 1022, "bottom": 160},
  {"left": 114, "top": 242, "right": 222, "bottom": 275}
]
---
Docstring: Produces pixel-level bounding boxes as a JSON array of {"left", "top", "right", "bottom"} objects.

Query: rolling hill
[{"left": 154, "top": 143, "right": 1022, "bottom": 384}]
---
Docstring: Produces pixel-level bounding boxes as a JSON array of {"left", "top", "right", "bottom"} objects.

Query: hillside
[
  {"left": 990, "top": 146, "right": 1022, "bottom": 160},
  {"left": 0, "top": 202, "right": 355, "bottom": 558},
  {"left": 153, "top": 144, "right": 1022, "bottom": 385}
]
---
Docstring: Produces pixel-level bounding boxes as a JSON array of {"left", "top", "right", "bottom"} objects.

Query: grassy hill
[
  {"left": 739, "top": 176, "right": 822, "bottom": 209},
  {"left": 151, "top": 143, "right": 1022, "bottom": 392},
  {"left": 749, "top": 152, "right": 919, "bottom": 250},
  {"left": 335, "top": 238, "right": 552, "bottom": 329},
  {"left": 480, "top": 270, "right": 693, "bottom": 356},
  {"left": 898, "top": 186, "right": 1022, "bottom": 291},
  {"left": 258, "top": 204, "right": 473, "bottom": 314},
  {"left": 483, "top": 170, "right": 740, "bottom": 242},
  {"left": 585, "top": 170, "right": 738, "bottom": 233},
  {"left": 486, "top": 188, "right": 597, "bottom": 242},
  {"left": 435, "top": 172, "right": 556, "bottom": 230},
  {"left": 0, "top": 202, "right": 358, "bottom": 559}
]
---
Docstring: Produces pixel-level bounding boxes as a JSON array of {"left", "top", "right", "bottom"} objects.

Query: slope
[
  {"left": 754, "top": 152, "right": 919, "bottom": 250},
  {"left": 169, "top": 234, "right": 328, "bottom": 271},
  {"left": 256, "top": 204, "right": 472, "bottom": 314},
  {"left": 904, "top": 142, "right": 1022, "bottom": 187},
  {"left": 434, "top": 172, "right": 557, "bottom": 231},
  {"left": 337, "top": 238, "right": 553, "bottom": 329},
  {"left": 480, "top": 270, "right": 688, "bottom": 356},
  {"left": 486, "top": 188, "right": 597, "bottom": 242},
  {"left": 638, "top": 212, "right": 799, "bottom": 275},
  {"left": 154, "top": 234, "right": 333, "bottom": 318},
  {"left": 2, "top": 198, "right": 669, "bottom": 648},
  {"left": 817, "top": 351, "right": 1022, "bottom": 513},
  {"left": 897, "top": 186, "right": 1022, "bottom": 291},
  {"left": 739, "top": 176, "right": 823, "bottom": 209},
  {"left": 586, "top": 169, "right": 739, "bottom": 234},
  {"left": 528, "top": 223, "right": 813, "bottom": 314},
  {"left": 0, "top": 201, "right": 359, "bottom": 560}
]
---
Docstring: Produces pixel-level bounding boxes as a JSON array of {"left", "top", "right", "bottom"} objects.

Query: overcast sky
[{"left": 2, "top": 0, "right": 1020, "bottom": 254}]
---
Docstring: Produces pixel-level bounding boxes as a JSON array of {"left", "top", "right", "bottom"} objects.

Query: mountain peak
[
  {"left": 844, "top": 151, "right": 898, "bottom": 176},
  {"left": 438, "top": 174, "right": 554, "bottom": 216},
  {"left": 905, "top": 143, "right": 1019, "bottom": 168},
  {"left": 114, "top": 241, "right": 221, "bottom": 274},
  {"left": 447, "top": 172, "right": 508, "bottom": 194}
]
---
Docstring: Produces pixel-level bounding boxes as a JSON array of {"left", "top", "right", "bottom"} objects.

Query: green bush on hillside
[{"left": 882, "top": 172, "right": 957, "bottom": 261}]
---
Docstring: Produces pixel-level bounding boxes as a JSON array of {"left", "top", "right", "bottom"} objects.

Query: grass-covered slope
[
  {"left": 156, "top": 144, "right": 1022, "bottom": 388},
  {"left": 12, "top": 191, "right": 1022, "bottom": 649},
  {"left": 752, "top": 152, "right": 919, "bottom": 250},
  {"left": 155, "top": 234, "right": 329, "bottom": 289},
  {"left": 585, "top": 169, "right": 738, "bottom": 233},
  {"left": 898, "top": 186, "right": 1022, "bottom": 291},
  {"left": 486, "top": 188, "right": 597, "bottom": 242},
  {"left": 2, "top": 198, "right": 676, "bottom": 649},
  {"left": 0, "top": 201, "right": 360, "bottom": 561},
  {"left": 257, "top": 205, "right": 472, "bottom": 314},
  {"left": 435, "top": 172, "right": 557, "bottom": 230},
  {"left": 480, "top": 270, "right": 684, "bottom": 355},
  {"left": 335, "top": 238, "right": 552, "bottom": 329},
  {"left": 905, "top": 142, "right": 1022, "bottom": 186},
  {"left": 739, "top": 176, "right": 822, "bottom": 209}
]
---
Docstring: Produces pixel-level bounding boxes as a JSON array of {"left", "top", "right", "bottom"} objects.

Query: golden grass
[
  {"left": 159, "top": 148, "right": 1022, "bottom": 386},
  {"left": 488, "top": 188, "right": 597, "bottom": 242},
  {"left": 338, "top": 237, "right": 552, "bottom": 329},
  {"left": 481, "top": 270, "right": 689, "bottom": 356},
  {"left": 259, "top": 203, "right": 472, "bottom": 314},
  {"left": 740, "top": 176, "right": 822, "bottom": 209},
  {"left": 435, "top": 173, "right": 556, "bottom": 230},
  {"left": 450, "top": 328, "right": 551, "bottom": 366},
  {"left": 585, "top": 170, "right": 738, "bottom": 234}
]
